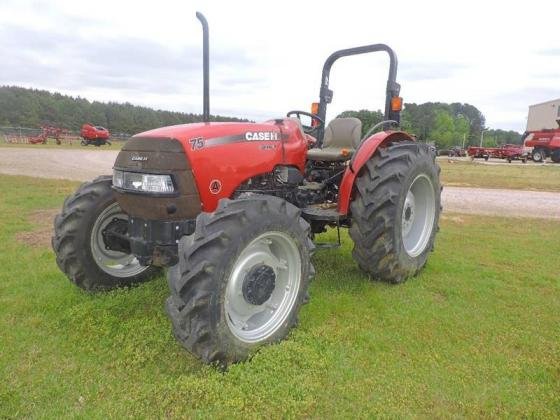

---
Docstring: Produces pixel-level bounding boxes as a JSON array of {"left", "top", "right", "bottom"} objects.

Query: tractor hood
[
  {"left": 134, "top": 121, "right": 288, "bottom": 145},
  {"left": 113, "top": 119, "right": 307, "bottom": 216}
]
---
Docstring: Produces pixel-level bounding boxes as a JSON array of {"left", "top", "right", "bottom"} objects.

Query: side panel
[
  {"left": 337, "top": 131, "right": 414, "bottom": 215},
  {"left": 549, "top": 134, "right": 560, "bottom": 149},
  {"left": 525, "top": 130, "right": 560, "bottom": 149},
  {"left": 183, "top": 121, "right": 307, "bottom": 212}
]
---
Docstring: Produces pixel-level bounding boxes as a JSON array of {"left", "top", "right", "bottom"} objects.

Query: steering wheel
[{"left": 286, "top": 110, "right": 324, "bottom": 135}]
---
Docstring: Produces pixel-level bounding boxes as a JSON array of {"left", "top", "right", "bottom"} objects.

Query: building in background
[{"left": 527, "top": 98, "right": 560, "bottom": 131}]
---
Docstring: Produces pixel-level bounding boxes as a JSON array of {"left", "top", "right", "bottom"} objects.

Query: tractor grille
[{"left": 113, "top": 137, "right": 201, "bottom": 220}]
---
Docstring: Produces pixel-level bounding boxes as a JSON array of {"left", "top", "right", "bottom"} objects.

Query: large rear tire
[
  {"left": 349, "top": 141, "right": 441, "bottom": 283},
  {"left": 166, "top": 195, "right": 315, "bottom": 365},
  {"left": 52, "top": 176, "right": 160, "bottom": 291}
]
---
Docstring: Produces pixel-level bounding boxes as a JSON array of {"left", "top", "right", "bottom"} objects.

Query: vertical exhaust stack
[{"left": 196, "top": 12, "right": 210, "bottom": 123}]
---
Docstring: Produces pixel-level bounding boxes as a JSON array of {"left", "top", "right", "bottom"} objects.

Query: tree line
[
  {"left": 339, "top": 102, "right": 522, "bottom": 149},
  {"left": 0, "top": 86, "right": 247, "bottom": 135},
  {"left": 0, "top": 86, "right": 522, "bottom": 148}
]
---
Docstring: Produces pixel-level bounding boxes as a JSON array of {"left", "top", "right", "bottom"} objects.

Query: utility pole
[{"left": 479, "top": 130, "right": 487, "bottom": 147}]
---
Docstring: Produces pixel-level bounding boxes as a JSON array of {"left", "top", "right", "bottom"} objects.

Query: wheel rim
[
  {"left": 401, "top": 174, "right": 436, "bottom": 257},
  {"left": 535, "top": 151, "right": 543, "bottom": 161},
  {"left": 90, "top": 202, "right": 148, "bottom": 278},
  {"left": 225, "top": 231, "right": 302, "bottom": 343}
]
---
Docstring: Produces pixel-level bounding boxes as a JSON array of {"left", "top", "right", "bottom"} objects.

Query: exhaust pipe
[{"left": 196, "top": 12, "right": 210, "bottom": 123}]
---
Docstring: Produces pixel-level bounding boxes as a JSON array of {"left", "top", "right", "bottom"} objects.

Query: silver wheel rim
[
  {"left": 90, "top": 202, "right": 148, "bottom": 278},
  {"left": 225, "top": 231, "right": 302, "bottom": 343},
  {"left": 534, "top": 151, "right": 542, "bottom": 161},
  {"left": 401, "top": 174, "right": 436, "bottom": 257}
]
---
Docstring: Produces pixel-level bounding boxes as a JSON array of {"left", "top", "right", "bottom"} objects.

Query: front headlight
[
  {"left": 113, "top": 170, "right": 175, "bottom": 193},
  {"left": 113, "top": 170, "right": 124, "bottom": 188}
]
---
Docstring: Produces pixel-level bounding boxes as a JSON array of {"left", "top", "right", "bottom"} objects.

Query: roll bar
[{"left": 316, "top": 44, "right": 401, "bottom": 146}]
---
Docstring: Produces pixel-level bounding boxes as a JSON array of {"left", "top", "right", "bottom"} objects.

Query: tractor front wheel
[
  {"left": 52, "top": 176, "right": 160, "bottom": 291},
  {"left": 349, "top": 141, "right": 441, "bottom": 283},
  {"left": 551, "top": 150, "right": 560, "bottom": 163},
  {"left": 166, "top": 195, "right": 315, "bottom": 365}
]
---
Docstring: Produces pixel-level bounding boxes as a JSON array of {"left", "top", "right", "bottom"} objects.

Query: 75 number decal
[{"left": 189, "top": 137, "right": 205, "bottom": 151}]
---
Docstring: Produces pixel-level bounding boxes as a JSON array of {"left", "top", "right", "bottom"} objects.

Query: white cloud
[{"left": 0, "top": 0, "right": 559, "bottom": 131}]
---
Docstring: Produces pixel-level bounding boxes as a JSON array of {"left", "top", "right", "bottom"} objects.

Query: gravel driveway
[
  {"left": 1, "top": 147, "right": 559, "bottom": 219},
  {"left": 0, "top": 148, "right": 118, "bottom": 180}
]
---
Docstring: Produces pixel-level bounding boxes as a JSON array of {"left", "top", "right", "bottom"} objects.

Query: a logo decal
[
  {"left": 245, "top": 131, "right": 280, "bottom": 141},
  {"left": 131, "top": 154, "right": 148, "bottom": 162},
  {"left": 209, "top": 179, "right": 222, "bottom": 194}
]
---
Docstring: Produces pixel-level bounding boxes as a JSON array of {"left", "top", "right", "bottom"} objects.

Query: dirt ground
[
  {"left": 442, "top": 186, "right": 559, "bottom": 219},
  {"left": 0, "top": 148, "right": 117, "bottom": 180},
  {"left": 2, "top": 147, "right": 560, "bottom": 222},
  {"left": 15, "top": 209, "right": 59, "bottom": 248}
]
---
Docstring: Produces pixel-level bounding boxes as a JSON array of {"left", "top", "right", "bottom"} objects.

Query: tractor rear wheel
[
  {"left": 551, "top": 150, "right": 560, "bottom": 163},
  {"left": 349, "top": 141, "right": 441, "bottom": 283},
  {"left": 166, "top": 195, "right": 315, "bottom": 365},
  {"left": 52, "top": 175, "right": 160, "bottom": 291}
]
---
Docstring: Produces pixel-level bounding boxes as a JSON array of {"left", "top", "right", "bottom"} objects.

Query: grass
[
  {"left": 0, "top": 141, "right": 124, "bottom": 150},
  {"left": 439, "top": 158, "right": 560, "bottom": 191},
  {"left": 0, "top": 175, "right": 559, "bottom": 418}
]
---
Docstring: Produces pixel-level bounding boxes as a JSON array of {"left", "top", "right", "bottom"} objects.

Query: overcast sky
[{"left": 1, "top": 0, "right": 559, "bottom": 132}]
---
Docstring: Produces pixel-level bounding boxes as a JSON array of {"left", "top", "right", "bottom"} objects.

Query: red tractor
[
  {"left": 522, "top": 124, "right": 560, "bottom": 162},
  {"left": 52, "top": 13, "right": 441, "bottom": 365},
  {"left": 80, "top": 123, "right": 111, "bottom": 146}
]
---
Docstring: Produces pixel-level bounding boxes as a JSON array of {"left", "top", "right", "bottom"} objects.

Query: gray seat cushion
[{"left": 307, "top": 117, "right": 362, "bottom": 161}]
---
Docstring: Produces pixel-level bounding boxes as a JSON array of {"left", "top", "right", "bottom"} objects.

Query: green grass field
[
  {"left": 1, "top": 175, "right": 559, "bottom": 418},
  {"left": 439, "top": 159, "right": 560, "bottom": 191}
]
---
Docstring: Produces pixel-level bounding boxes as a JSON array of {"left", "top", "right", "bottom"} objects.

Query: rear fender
[{"left": 337, "top": 131, "right": 415, "bottom": 215}]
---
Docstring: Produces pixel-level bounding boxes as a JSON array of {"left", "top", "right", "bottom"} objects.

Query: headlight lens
[
  {"left": 113, "top": 170, "right": 175, "bottom": 193},
  {"left": 113, "top": 170, "right": 124, "bottom": 188}
]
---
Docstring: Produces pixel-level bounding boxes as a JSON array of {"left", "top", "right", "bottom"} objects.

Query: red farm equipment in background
[
  {"left": 467, "top": 144, "right": 527, "bottom": 163},
  {"left": 80, "top": 123, "right": 111, "bottom": 146},
  {"left": 28, "top": 125, "right": 68, "bottom": 145},
  {"left": 522, "top": 125, "right": 560, "bottom": 163}
]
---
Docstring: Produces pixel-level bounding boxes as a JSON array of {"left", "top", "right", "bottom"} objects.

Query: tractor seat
[{"left": 307, "top": 117, "right": 362, "bottom": 161}]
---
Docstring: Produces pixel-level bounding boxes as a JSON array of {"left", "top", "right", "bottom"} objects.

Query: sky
[{"left": 1, "top": 0, "right": 559, "bottom": 132}]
